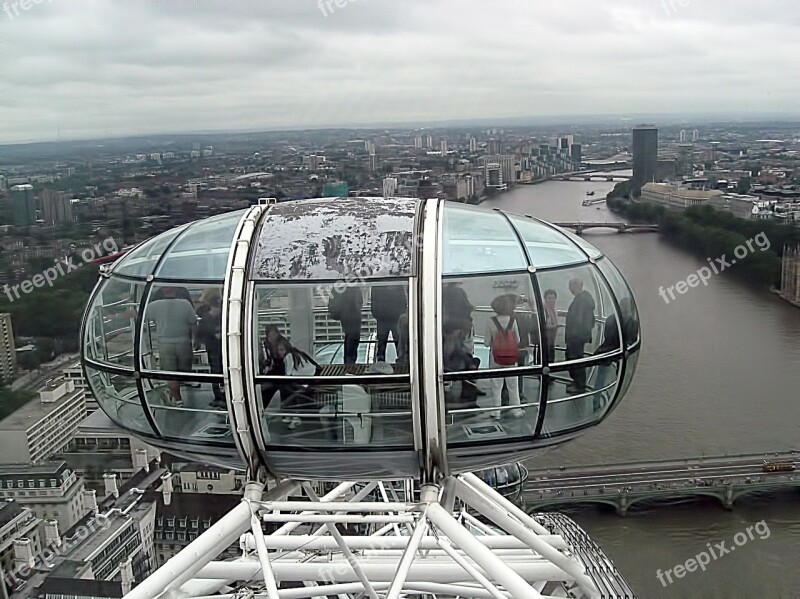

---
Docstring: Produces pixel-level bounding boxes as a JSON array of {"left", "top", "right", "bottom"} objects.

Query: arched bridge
[
  {"left": 522, "top": 452, "right": 800, "bottom": 516},
  {"left": 553, "top": 222, "right": 659, "bottom": 235},
  {"left": 550, "top": 170, "right": 632, "bottom": 182}
]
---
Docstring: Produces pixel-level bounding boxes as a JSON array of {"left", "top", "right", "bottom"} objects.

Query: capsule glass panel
[
  {"left": 596, "top": 258, "right": 641, "bottom": 349},
  {"left": 155, "top": 210, "right": 243, "bottom": 280},
  {"left": 112, "top": 224, "right": 189, "bottom": 278},
  {"left": 141, "top": 375, "right": 233, "bottom": 447},
  {"left": 442, "top": 204, "right": 527, "bottom": 275},
  {"left": 85, "top": 366, "right": 154, "bottom": 436},
  {"left": 506, "top": 215, "right": 587, "bottom": 268},
  {"left": 84, "top": 278, "right": 146, "bottom": 368},
  {"left": 442, "top": 274, "right": 540, "bottom": 371}
]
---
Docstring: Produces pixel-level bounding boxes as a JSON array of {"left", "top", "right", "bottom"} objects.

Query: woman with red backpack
[{"left": 483, "top": 294, "right": 525, "bottom": 420}]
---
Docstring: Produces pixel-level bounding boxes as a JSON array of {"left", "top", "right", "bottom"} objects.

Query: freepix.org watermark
[
  {"left": 2, "top": 237, "right": 118, "bottom": 303},
  {"left": 4, "top": 513, "right": 111, "bottom": 587},
  {"left": 660, "top": 0, "right": 692, "bottom": 16},
  {"left": 318, "top": 0, "right": 368, "bottom": 17},
  {"left": 2, "top": 0, "right": 54, "bottom": 20},
  {"left": 656, "top": 520, "right": 770, "bottom": 588},
  {"left": 658, "top": 231, "right": 771, "bottom": 304}
]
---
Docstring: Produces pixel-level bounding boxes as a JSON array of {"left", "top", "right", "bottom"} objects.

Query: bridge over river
[
  {"left": 522, "top": 451, "right": 800, "bottom": 516},
  {"left": 553, "top": 222, "right": 659, "bottom": 234}
]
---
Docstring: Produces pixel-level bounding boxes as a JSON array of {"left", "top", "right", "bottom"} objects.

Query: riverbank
[
  {"left": 488, "top": 183, "right": 800, "bottom": 599},
  {"left": 605, "top": 195, "right": 796, "bottom": 288}
]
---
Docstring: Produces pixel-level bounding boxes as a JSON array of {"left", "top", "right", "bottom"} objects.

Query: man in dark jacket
[
  {"left": 370, "top": 285, "right": 407, "bottom": 362},
  {"left": 329, "top": 286, "right": 363, "bottom": 364},
  {"left": 565, "top": 277, "right": 595, "bottom": 393},
  {"left": 443, "top": 282, "right": 474, "bottom": 350},
  {"left": 195, "top": 293, "right": 224, "bottom": 407}
]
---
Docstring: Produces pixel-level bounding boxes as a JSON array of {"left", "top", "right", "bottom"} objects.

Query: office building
[
  {"left": 63, "top": 408, "right": 159, "bottom": 488},
  {"left": 382, "top": 177, "right": 398, "bottom": 198},
  {"left": 40, "top": 189, "right": 75, "bottom": 225},
  {"left": 321, "top": 181, "right": 349, "bottom": 197},
  {"left": 483, "top": 155, "right": 516, "bottom": 186},
  {"left": 632, "top": 125, "right": 659, "bottom": 191},
  {"left": 0, "top": 462, "right": 86, "bottom": 532},
  {"left": 0, "top": 377, "right": 86, "bottom": 464},
  {"left": 485, "top": 163, "right": 504, "bottom": 188},
  {"left": 10, "top": 185, "right": 35, "bottom": 227},
  {"left": 0, "top": 314, "right": 16, "bottom": 384},
  {"left": 11, "top": 464, "right": 165, "bottom": 598},
  {"left": 148, "top": 489, "right": 240, "bottom": 567},
  {"left": 570, "top": 143, "right": 582, "bottom": 166},
  {"left": 640, "top": 182, "right": 722, "bottom": 211},
  {"left": 487, "top": 138, "right": 500, "bottom": 155},
  {"left": 677, "top": 143, "right": 694, "bottom": 177},
  {"left": 0, "top": 500, "right": 41, "bottom": 588}
]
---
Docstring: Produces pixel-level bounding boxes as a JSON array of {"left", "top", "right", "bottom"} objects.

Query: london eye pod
[{"left": 80, "top": 197, "right": 641, "bottom": 482}]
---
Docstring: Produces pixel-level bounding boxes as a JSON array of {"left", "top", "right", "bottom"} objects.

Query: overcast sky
[{"left": 0, "top": 0, "right": 798, "bottom": 143}]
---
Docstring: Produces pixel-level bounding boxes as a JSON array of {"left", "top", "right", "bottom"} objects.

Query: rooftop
[
  {"left": 0, "top": 499, "right": 24, "bottom": 528},
  {"left": 36, "top": 576, "right": 122, "bottom": 598},
  {"left": 0, "top": 383, "right": 84, "bottom": 432},
  {"left": 0, "top": 460, "right": 70, "bottom": 478}
]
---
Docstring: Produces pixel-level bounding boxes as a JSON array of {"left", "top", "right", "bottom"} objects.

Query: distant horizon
[
  {"left": 2, "top": 111, "right": 799, "bottom": 149},
  {"left": 4, "top": 1, "right": 799, "bottom": 145}
]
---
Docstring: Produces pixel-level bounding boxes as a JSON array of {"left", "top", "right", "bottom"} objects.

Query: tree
[
  {"left": 737, "top": 176, "right": 752, "bottom": 195},
  {"left": 18, "top": 351, "right": 41, "bottom": 372}
]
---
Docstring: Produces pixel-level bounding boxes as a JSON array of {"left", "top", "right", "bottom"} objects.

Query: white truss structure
[{"left": 123, "top": 472, "right": 620, "bottom": 599}]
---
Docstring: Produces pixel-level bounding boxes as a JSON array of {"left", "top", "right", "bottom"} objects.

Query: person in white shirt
[
  {"left": 483, "top": 294, "right": 524, "bottom": 419},
  {"left": 144, "top": 287, "right": 197, "bottom": 405}
]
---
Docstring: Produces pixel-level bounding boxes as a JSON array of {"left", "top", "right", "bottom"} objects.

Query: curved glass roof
[
  {"left": 112, "top": 210, "right": 245, "bottom": 280},
  {"left": 251, "top": 198, "right": 418, "bottom": 280}
]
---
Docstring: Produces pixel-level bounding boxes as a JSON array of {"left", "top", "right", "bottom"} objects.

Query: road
[{"left": 11, "top": 353, "right": 80, "bottom": 391}]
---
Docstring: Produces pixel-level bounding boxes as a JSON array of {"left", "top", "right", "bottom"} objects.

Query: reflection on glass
[
  {"left": 542, "top": 358, "right": 621, "bottom": 436},
  {"left": 254, "top": 282, "right": 409, "bottom": 371},
  {"left": 155, "top": 210, "right": 243, "bottom": 280},
  {"left": 596, "top": 258, "right": 641, "bottom": 348},
  {"left": 617, "top": 350, "right": 639, "bottom": 402},
  {"left": 443, "top": 275, "right": 540, "bottom": 371},
  {"left": 85, "top": 367, "right": 153, "bottom": 435},
  {"left": 442, "top": 204, "right": 527, "bottom": 274},
  {"left": 552, "top": 224, "right": 604, "bottom": 260},
  {"left": 112, "top": 224, "right": 188, "bottom": 277},
  {"left": 445, "top": 374, "right": 541, "bottom": 445},
  {"left": 84, "top": 278, "right": 146, "bottom": 367},
  {"left": 257, "top": 380, "right": 413, "bottom": 448}
]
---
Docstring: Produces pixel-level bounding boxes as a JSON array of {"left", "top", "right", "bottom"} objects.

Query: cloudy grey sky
[{"left": 0, "top": 0, "right": 798, "bottom": 143}]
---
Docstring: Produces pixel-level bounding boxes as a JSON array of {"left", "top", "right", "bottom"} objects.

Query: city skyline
[{"left": 1, "top": 0, "right": 799, "bottom": 144}]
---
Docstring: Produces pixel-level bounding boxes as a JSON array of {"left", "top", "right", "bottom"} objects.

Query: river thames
[{"left": 486, "top": 179, "right": 800, "bottom": 599}]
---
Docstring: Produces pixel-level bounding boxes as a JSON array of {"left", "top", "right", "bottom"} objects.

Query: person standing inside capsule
[
  {"left": 195, "top": 288, "right": 225, "bottom": 408},
  {"left": 370, "top": 284, "right": 406, "bottom": 363},
  {"left": 483, "top": 294, "right": 524, "bottom": 419},
  {"left": 144, "top": 286, "right": 197, "bottom": 406},
  {"left": 565, "top": 278, "right": 596, "bottom": 393},
  {"left": 328, "top": 285, "right": 363, "bottom": 365}
]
